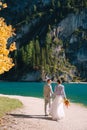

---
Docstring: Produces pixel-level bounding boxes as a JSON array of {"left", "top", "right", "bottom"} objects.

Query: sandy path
[{"left": 0, "top": 94, "right": 87, "bottom": 130}]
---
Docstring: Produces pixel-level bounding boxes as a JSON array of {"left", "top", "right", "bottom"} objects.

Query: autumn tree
[{"left": 0, "top": 1, "right": 16, "bottom": 74}]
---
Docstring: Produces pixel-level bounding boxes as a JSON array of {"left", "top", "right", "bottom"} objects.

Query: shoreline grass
[{"left": 0, "top": 96, "right": 23, "bottom": 118}]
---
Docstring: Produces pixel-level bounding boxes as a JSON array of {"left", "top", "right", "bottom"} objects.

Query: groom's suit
[{"left": 44, "top": 84, "right": 53, "bottom": 115}]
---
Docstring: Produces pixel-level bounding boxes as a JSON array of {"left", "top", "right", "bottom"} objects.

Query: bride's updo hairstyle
[{"left": 57, "top": 79, "right": 62, "bottom": 84}]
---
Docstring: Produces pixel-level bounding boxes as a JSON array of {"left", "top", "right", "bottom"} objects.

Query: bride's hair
[
  {"left": 57, "top": 79, "right": 62, "bottom": 84},
  {"left": 47, "top": 79, "right": 51, "bottom": 83}
]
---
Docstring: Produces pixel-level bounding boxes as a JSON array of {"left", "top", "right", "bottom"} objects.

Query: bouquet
[{"left": 64, "top": 98, "right": 70, "bottom": 108}]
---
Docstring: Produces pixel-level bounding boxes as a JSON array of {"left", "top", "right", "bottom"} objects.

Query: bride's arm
[{"left": 61, "top": 85, "right": 66, "bottom": 99}]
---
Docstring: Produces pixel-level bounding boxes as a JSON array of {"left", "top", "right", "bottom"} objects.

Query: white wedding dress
[{"left": 50, "top": 95, "right": 65, "bottom": 120}]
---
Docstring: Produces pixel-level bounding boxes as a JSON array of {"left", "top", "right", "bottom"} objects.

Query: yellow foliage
[
  {"left": 0, "top": 2, "right": 16, "bottom": 74},
  {"left": 9, "top": 42, "right": 16, "bottom": 52},
  {"left": 2, "top": 3, "right": 7, "bottom": 8},
  {"left": 0, "top": 2, "right": 7, "bottom": 10},
  {"left": 0, "top": 2, "right": 2, "bottom": 6}
]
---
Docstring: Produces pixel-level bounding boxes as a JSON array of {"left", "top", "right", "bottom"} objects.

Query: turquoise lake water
[{"left": 0, "top": 82, "right": 87, "bottom": 106}]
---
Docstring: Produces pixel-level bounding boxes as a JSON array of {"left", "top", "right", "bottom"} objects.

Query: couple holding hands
[{"left": 44, "top": 79, "right": 69, "bottom": 121}]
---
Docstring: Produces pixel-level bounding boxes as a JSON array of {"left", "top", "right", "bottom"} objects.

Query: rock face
[
  {"left": 77, "top": 46, "right": 87, "bottom": 62},
  {"left": 52, "top": 9, "right": 87, "bottom": 81},
  {"left": 21, "top": 71, "right": 41, "bottom": 82},
  {"left": 54, "top": 10, "right": 87, "bottom": 39}
]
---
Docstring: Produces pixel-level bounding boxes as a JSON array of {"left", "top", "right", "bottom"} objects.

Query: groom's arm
[{"left": 49, "top": 85, "right": 53, "bottom": 99}]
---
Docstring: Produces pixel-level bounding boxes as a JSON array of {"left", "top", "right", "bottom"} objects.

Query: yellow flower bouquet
[{"left": 64, "top": 98, "right": 70, "bottom": 108}]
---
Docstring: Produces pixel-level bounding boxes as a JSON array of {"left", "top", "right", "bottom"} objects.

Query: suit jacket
[{"left": 44, "top": 84, "right": 53, "bottom": 101}]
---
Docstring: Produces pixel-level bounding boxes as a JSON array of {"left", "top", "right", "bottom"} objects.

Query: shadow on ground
[{"left": 8, "top": 114, "right": 54, "bottom": 121}]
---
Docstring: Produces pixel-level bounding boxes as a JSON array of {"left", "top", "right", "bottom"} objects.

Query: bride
[{"left": 50, "top": 79, "right": 66, "bottom": 121}]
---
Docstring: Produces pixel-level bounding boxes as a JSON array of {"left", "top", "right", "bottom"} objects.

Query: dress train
[{"left": 50, "top": 95, "right": 65, "bottom": 120}]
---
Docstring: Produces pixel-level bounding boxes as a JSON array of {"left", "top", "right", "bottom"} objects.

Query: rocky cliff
[
  {"left": 55, "top": 10, "right": 87, "bottom": 39},
  {"left": 53, "top": 9, "right": 87, "bottom": 81}
]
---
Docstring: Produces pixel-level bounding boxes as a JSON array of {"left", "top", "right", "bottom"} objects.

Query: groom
[{"left": 43, "top": 79, "right": 53, "bottom": 116}]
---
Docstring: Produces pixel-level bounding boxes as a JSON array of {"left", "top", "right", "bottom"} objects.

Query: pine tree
[
  {"left": 35, "top": 38, "right": 40, "bottom": 67},
  {"left": 32, "top": 44, "right": 36, "bottom": 68},
  {"left": 52, "top": 0, "right": 55, "bottom": 7},
  {"left": 26, "top": 41, "right": 34, "bottom": 66},
  {"left": 33, "top": 4, "right": 37, "bottom": 13},
  {"left": 56, "top": 1, "right": 61, "bottom": 8},
  {"left": 20, "top": 47, "right": 26, "bottom": 65}
]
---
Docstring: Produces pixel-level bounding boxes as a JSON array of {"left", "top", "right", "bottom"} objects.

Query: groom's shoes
[
  {"left": 45, "top": 113, "right": 48, "bottom": 116},
  {"left": 45, "top": 114, "right": 48, "bottom": 116},
  {"left": 45, "top": 113, "right": 51, "bottom": 116}
]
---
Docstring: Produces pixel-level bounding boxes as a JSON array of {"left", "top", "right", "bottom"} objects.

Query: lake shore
[
  {"left": 69, "top": 82, "right": 87, "bottom": 84},
  {"left": 0, "top": 94, "right": 87, "bottom": 130}
]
